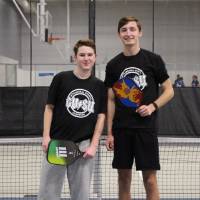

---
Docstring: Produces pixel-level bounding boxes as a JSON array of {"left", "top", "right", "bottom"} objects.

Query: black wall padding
[
  {"left": 0, "top": 87, "right": 199, "bottom": 137},
  {"left": 158, "top": 88, "right": 200, "bottom": 137},
  {"left": 0, "top": 87, "right": 48, "bottom": 136}
]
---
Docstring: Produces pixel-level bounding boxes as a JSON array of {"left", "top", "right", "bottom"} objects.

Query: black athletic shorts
[{"left": 112, "top": 129, "right": 160, "bottom": 171}]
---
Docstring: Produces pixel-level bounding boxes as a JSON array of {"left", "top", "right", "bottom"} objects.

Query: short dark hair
[
  {"left": 118, "top": 16, "right": 142, "bottom": 33},
  {"left": 73, "top": 39, "right": 96, "bottom": 55}
]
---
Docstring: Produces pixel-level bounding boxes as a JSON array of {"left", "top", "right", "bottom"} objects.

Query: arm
[
  {"left": 136, "top": 78, "right": 174, "bottom": 117},
  {"left": 42, "top": 104, "right": 54, "bottom": 152},
  {"left": 106, "top": 88, "right": 115, "bottom": 151},
  {"left": 83, "top": 113, "right": 105, "bottom": 158}
]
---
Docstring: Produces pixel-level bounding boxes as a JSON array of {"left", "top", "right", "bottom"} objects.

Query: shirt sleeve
[
  {"left": 46, "top": 73, "right": 61, "bottom": 105},
  {"left": 104, "top": 63, "right": 115, "bottom": 88},
  {"left": 98, "top": 82, "right": 107, "bottom": 114}
]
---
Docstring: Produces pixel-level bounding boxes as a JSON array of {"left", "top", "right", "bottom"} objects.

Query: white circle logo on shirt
[
  {"left": 66, "top": 89, "right": 95, "bottom": 118},
  {"left": 120, "top": 67, "right": 147, "bottom": 90}
]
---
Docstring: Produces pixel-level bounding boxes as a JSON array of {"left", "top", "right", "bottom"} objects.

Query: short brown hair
[
  {"left": 118, "top": 16, "right": 142, "bottom": 33},
  {"left": 73, "top": 39, "right": 96, "bottom": 56}
]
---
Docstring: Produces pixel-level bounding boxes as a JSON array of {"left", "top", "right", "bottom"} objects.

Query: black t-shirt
[
  {"left": 104, "top": 49, "right": 169, "bottom": 132},
  {"left": 47, "top": 71, "right": 107, "bottom": 142}
]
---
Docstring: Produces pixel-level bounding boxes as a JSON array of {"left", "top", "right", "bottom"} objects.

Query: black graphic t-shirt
[
  {"left": 104, "top": 49, "right": 169, "bottom": 133},
  {"left": 47, "top": 71, "right": 107, "bottom": 142}
]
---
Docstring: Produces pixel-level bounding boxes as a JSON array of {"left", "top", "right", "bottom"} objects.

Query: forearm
[
  {"left": 41, "top": 104, "right": 54, "bottom": 152},
  {"left": 90, "top": 113, "right": 105, "bottom": 148},
  {"left": 137, "top": 79, "right": 174, "bottom": 117},
  {"left": 107, "top": 88, "right": 115, "bottom": 136},
  {"left": 43, "top": 104, "right": 54, "bottom": 138},
  {"left": 154, "top": 79, "right": 174, "bottom": 109}
]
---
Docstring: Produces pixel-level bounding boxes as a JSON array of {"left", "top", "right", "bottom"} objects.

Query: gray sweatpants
[{"left": 37, "top": 139, "right": 94, "bottom": 200}]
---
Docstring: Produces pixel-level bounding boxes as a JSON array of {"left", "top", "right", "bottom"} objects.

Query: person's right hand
[
  {"left": 42, "top": 135, "right": 51, "bottom": 152},
  {"left": 106, "top": 134, "right": 114, "bottom": 151}
]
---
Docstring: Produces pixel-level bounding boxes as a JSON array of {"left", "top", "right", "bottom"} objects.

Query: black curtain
[{"left": 0, "top": 87, "right": 199, "bottom": 137}]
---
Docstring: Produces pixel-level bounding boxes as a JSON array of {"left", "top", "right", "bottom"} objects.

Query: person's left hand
[{"left": 83, "top": 144, "right": 98, "bottom": 158}]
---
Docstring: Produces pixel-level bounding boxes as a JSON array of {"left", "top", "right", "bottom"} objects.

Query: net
[{"left": 0, "top": 136, "right": 200, "bottom": 199}]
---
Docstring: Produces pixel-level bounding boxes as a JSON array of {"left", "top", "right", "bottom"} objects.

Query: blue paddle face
[{"left": 113, "top": 77, "right": 143, "bottom": 108}]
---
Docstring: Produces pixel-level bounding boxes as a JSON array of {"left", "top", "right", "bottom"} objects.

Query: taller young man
[
  {"left": 104, "top": 16, "right": 174, "bottom": 200},
  {"left": 38, "top": 39, "right": 107, "bottom": 200}
]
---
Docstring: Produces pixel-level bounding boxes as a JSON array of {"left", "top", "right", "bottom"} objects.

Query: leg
[
  {"left": 37, "top": 155, "right": 66, "bottom": 200},
  {"left": 134, "top": 132, "right": 160, "bottom": 199},
  {"left": 67, "top": 140, "right": 94, "bottom": 200},
  {"left": 142, "top": 170, "right": 160, "bottom": 200},
  {"left": 112, "top": 131, "right": 135, "bottom": 200},
  {"left": 118, "top": 169, "right": 132, "bottom": 200}
]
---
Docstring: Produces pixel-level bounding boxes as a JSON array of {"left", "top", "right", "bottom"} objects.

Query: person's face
[
  {"left": 118, "top": 21, "right": 142, "bottom": 47},
  {"left": 74, "top": 46, "right": 96, "bottom": 71}
]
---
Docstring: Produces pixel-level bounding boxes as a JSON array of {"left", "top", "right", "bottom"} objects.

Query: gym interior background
[
  {"left": 0, "top": 0, "right": 200, "bottom": 87},
  {"left": 0, "top": 0, "right": 200, "bottom": 137},
  {"left": 0, "top": 1, "right": 200, "bottom": 199}
]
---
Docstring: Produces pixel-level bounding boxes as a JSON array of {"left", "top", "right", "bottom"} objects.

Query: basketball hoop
[{"left": 48, "top": 34, "right": 65, "bottom": 44}]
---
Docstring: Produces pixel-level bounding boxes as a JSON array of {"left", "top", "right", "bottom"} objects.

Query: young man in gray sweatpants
[{"left": 37, "top": 39, "right": 106, "bottom": 200}]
